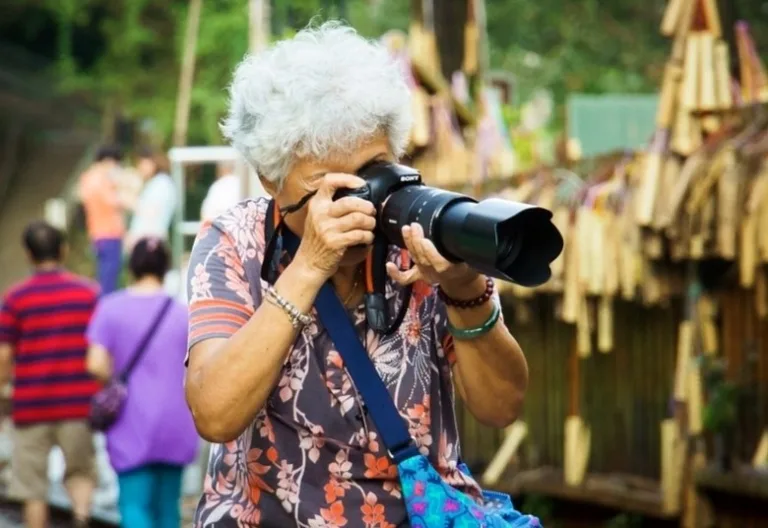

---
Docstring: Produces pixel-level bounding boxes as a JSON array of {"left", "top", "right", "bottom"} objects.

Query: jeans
[
  {"left": 117, "top": 464, "right": 184, "bottom": 528},
  {"left": 93, "top": 238, "right": 122, "bottom": 295}
]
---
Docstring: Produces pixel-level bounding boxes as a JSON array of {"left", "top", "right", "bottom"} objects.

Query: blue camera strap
[{"left": 281, "top": 228, "right": 420, "bottom": 464}]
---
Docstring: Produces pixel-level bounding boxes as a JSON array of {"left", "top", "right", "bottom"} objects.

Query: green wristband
[{"left": 446, "top": 301, "right": 501, "bottom": 341}]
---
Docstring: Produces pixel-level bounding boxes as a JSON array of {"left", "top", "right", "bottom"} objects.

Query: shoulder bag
[{"left": 89, "top": 296, "right": 174, "bottom": 431}]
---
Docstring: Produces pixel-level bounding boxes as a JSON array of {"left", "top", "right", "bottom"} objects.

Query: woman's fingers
[
  {"left": 336, "top": 229, "right": 375, "bottom": 248},
  {"left": 332, "top": 211, "right": 376, "bottom": 233},
  {"left": 403, "top": 223, "right": 431, "bottom": 267},
  {"left": 412, "top": 225, "right": 452, "bottom": 272},
  {"left": 316, "top": 173, "right": 367, "bottom": 201},
  {"left": 386, "top": 262, "right": 421, "bottom": 285},
  {"left": 329, "top": 196, "right": 375, "bottom": 218}
]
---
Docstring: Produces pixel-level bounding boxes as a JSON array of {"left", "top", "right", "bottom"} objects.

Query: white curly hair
[{"left": 221, "top": 21, "right": 413, "bottom": 189}]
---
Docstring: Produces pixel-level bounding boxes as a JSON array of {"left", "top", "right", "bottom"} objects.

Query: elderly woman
[{"left": 185, "top": 22, "right": 529, "bottom": 527}]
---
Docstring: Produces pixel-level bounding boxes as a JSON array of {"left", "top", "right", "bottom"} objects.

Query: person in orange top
[{"left": 79, "top": 145, "right": 127, "bottom": 294}]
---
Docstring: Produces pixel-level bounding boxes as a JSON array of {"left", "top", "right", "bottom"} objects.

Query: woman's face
[
  {"left": 268, "top": 133, "right": 393, "bottom": 267},
  {"left": 137, "top": 157, "right": 156, "bottom": 180}
]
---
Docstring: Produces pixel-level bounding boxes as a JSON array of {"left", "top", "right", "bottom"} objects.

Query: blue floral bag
[{"left": 314, "top": 280, "right": 542, "bottom": 528}]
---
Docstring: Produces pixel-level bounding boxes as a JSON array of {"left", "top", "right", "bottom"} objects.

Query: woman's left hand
[{"left": 386, "top": 223, "right": 480, "bottom": 291}]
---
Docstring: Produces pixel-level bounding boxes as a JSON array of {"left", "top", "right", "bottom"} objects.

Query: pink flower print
[
  {"left": 224, "top": 267, "right": 254, "bottom": 305},
  {"left": 329, "top": 449, "right": 352, "bottom": 480},
  {"left": 275, "top": 459, "right": 298, "bottom": 512},
  {"left": 299, "top": 428, "right": 325, "bottom": 464},
  {"left": 276, "top": 478, "right": 299, "bottom": 513},
  {"left": 326, "top": 350, "right": 343, "bottom": 369},
  {"left": 236, "top": 502, "right": 261, "bottom": 526},
  {"left": 277, "top": 371, "right": 301, "bottom": 402},
  {"left": 413, "top": 480, "right": 425, "bottom": 497},
  {"left": 443, "top": 498, "right": 460, "bottom": 513},
  {"left": 276, "top": 460, "right": 294, "bottom": 482},
  {"left": 406, "top": 396, "right": 433, "bottom": 455},
  {"left": 403, "top": 313, "right": 426, "bottom": 347},
  {"left": 190, "top": 263, "right": 212, "bottom": 299},
  {"left": 383, "top": 479, "right": 401, "bottom": 498},
  {"left": 366, "top": 431, "right": 380, "bottom": 453},
  {"left": 411, "top": 500, "right": 427, "bottom": 515},
  {"left": 325, "top": 354, "right": 356, "bottom": 415},
  {"left": 307, "top": 515, "right": 335, "bottom": 528},
  {"left": 255, "top": 411, "right": 275, "bottom": 442},
  {"left": 438, "top": 432, "right": 455, "bottom": 470},
  {"left": 352, "top": 429, "right": 381, "bottom": 452},
  {"left": 219, "top": 202, "right": 261, "bottom": 259}
]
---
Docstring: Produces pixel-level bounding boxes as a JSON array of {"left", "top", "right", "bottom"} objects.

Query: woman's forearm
[
  {"left": 186, "top": 256, "right": 325, "bottom": 442},
  {"left": 442, "top": 277, "right": 529, "bottom": 428}
]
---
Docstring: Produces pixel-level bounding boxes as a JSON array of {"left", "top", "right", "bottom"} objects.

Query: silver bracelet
[{"left": 265, "top": 285, "right": 313, "bottom": 329}]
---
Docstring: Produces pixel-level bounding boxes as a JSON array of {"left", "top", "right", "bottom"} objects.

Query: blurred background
[{"left": 1, "top": 0, "right": 768, "bottom": 526}]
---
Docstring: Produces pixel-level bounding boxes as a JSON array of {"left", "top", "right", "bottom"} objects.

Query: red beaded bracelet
[{"left": 438, "top": 277, "right": 495, "bottom": 308}]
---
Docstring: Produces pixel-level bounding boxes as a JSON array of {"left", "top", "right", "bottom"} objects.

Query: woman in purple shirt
[{"left": 86, "top": 238, "right": 198, "bottom": 528}]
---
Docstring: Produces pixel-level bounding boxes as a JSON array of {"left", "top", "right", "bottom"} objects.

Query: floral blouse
[{"left": 186, "top": 197, "right": 482, "bottom": 527}]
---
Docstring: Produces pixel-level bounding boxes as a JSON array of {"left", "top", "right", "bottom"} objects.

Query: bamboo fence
[{"left": 450, "top": 0, "right": 768, "bottom": 523}]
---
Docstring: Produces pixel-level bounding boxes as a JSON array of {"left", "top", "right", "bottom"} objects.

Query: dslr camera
[{"left": 333, "top": 162, "right": 564, "bottom": 333}]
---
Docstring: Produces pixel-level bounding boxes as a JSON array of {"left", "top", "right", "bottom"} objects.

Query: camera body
[{"left": 334, "top": 162, "right": 422, "bottom": 208}]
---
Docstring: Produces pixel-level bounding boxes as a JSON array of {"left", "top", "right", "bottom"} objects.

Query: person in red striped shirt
[{"left": 0, "top": 221, "right": 100, "bottom": 528}]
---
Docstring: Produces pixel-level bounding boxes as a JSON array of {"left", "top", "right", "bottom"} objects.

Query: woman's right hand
[{"left": 293, "top": 173, "right": 376, "bottom": 282}]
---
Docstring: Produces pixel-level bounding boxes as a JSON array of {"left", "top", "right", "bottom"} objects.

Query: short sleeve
[
  {"left": 186, "top": 221, "right": 258, "bottom": 355},
  {"left": 86, "top": 300, "right": 114, "bottom": 352},
  {"left": 0, "top": 295, "right": 19, "bottom": 345}
]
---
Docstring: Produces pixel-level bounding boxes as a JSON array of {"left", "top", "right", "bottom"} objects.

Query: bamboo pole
[
  {"left": 173, "top": 0, "right": 203, "bottom": 147},
  {"left": 249, "top": 0, "right": 271, "bottom": 54}
]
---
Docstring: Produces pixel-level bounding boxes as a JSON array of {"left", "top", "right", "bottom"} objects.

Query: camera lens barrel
[
  {"left": 380, "top": 186, "right": 563, "bottom": 287},
  {"left": 380, "top": 186, "right": 474, "bottom": 259}
]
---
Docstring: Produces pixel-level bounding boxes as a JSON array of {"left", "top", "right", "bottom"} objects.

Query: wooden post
[
  {"left": 173, "top": 0, "right": 203, "bottom": 147},
  {"left": 249, "top": 0, "right": 271, "bottom": 55}
]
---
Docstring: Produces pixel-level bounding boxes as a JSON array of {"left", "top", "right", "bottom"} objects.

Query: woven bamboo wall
[{"left": 457, "top": 291, "right": 768, "bottom": 480}]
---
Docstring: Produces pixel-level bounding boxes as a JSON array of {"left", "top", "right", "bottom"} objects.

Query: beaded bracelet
[
  {"left": 446, "top": 301, "right": 501, "bottom": 341},
  {"left": 265, "top": 286, "right": 313, "bottom": 329},
  {"left": 438, "top": 277, "right": 495, "bottom": 308}
]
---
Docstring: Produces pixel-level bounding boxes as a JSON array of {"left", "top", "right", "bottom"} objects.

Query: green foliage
[
  {"left": 605, "top": 513, "right": 644, "bottom": 528},
  {"left": 485, "top": 0, "right": 669, "bottom": 128},
  {"left": 701, "top": 357, "right": 740, "bottom": 433},
  {"left": 4, "top": 0, "right": 768, "bottom": 146},
  {"left": 521, "top": 494, "right": 557, "bottom": 526},
  {"left": 2, "top": 0, "right": 408, "bottom": 145}
]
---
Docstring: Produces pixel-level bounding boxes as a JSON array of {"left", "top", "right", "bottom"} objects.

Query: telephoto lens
[{"left": 380, "top": 185, "right": 563, "bottom": 287}]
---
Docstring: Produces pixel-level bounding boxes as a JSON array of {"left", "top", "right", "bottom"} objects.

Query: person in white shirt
[
  {"left": 200, "top": 162, "right": 242, "bottom": 222},
  {"left": 126, "top": 147, "right": 177, "bottom": 252}
]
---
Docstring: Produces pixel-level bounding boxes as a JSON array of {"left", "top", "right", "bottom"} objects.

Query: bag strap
[
  {"left": 119, "top": 296, "right": 174, "bottom": 382},
  {"left": 280, "top": 227, "right": 419, "bottom": 464}
]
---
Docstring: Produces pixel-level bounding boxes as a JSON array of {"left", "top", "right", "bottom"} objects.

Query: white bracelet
[{"left": 265, "top": 286, "right": 313, "bottom": 329}]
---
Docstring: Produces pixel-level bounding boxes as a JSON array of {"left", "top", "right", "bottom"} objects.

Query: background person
[
  {"left": 125, "top": 147, "right": 177, "bottom": 252},
  {"left": 79, "top": 145, "right": 127, "bottom": 295},
  {"left": 200, "top": 161, "right": 242, "bottom": 222},
  {"left": 0, "top": 221, "right": 100, "bottom": 528},
  {"left": 86, "top": 237, "right": 198, "bottom": 528}
]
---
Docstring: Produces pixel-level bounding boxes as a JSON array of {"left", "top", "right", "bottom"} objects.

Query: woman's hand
[
  {"left": 386, "top": 222, "right": 483, "bottom": 297},
  {"left": 294, "top": 173, "right": 376, "bottom": 282}
]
